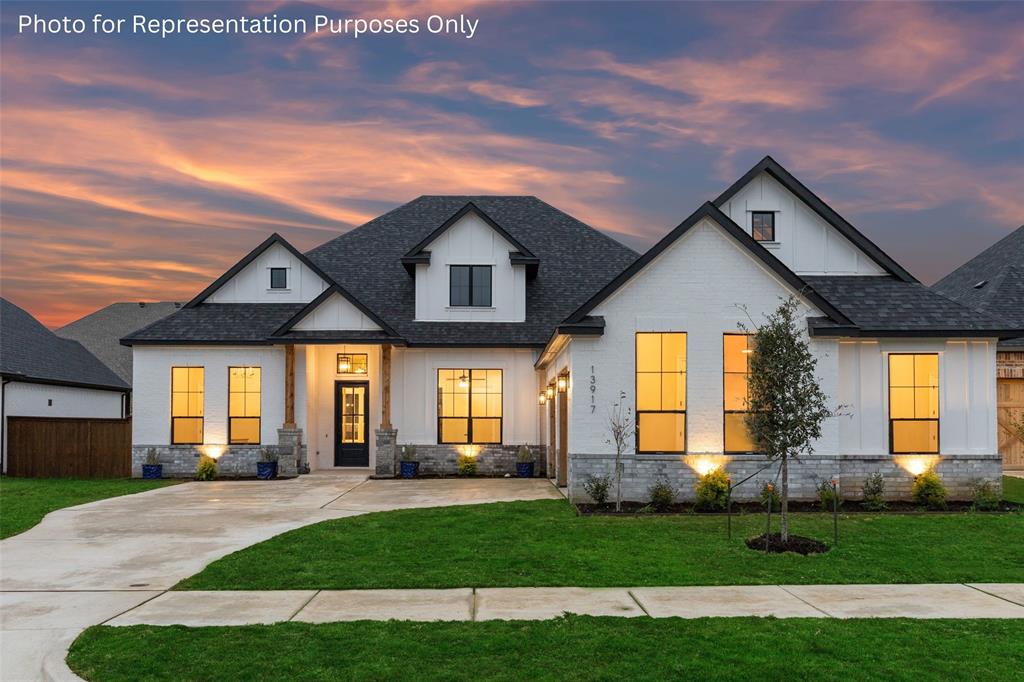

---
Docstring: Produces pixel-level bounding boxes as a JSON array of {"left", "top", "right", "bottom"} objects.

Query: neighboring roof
[
  {"left": 563, "top": 202, "right": 853, "bottom": 327},
  {"left": 803, "top": 276, "right": 1019, "bottom": 338},
  {"left": 123, "top": 304, "right": 306, "bottom": 345},
  {"left": 714, "top": 156, "right": 917, "bottom": 283},
  {"left": 307, "top": 195, "right": 638, "bottom": 346},
  {"left": 932, "top": 225, "right": 1024, "bottom": 348},
  {"left": 56, "top": 302, "right": 181, "bottom": 383},
  {"left": 1, "top": 298, "right": 129, "bottom": 391}
]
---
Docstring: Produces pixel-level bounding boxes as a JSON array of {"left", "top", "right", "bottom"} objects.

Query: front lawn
[
  {"left": 178, "top": 497, "right": 1024, "bottom": 590},
  {"left": 67, "top": 617, "right": 1024, "bottom": 681},
  {"left": 0, "top": 477, "right": 176, "bottom": 539}
]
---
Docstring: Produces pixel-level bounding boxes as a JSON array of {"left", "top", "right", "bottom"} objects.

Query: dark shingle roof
[
  {"left": 1, "top": 298, "right": 128, "bottom": 390},
  {"left": 56, "top": 302, "right": 182, "bottom": 383},
  {"left": 803, "top": 276, "right": 1017, "bottom": 336},
  {"left": 932, "top": 226, "right": 1024, "bottom": 348},
  {"left": 123, "top": 304, "right": 306, "bottom": 344},
  {"left": 306, "top": 196, "right": 638, "bottom": 346}
]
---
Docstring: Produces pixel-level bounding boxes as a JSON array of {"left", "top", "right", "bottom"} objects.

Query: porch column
[
  {"left": 381, "top": 344, "right": 393, "bottom": 429},
  {"left": 375, "top": 344, "right": 397, "bottom": 477},
  {"left": 284, "top": 344, "right": 295, "bottom": 428},
  {"left": 276, "top": 343, "right": 302, "bottom": 476}
]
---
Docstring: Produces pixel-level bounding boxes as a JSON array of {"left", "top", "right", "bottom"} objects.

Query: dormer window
[
  {"left": 270, "top": 268, "right": 288, "bottom": 289},
  {"left": 751, "top": 212, "right": 776, "bottom": 242},
  {"left": 450, "top": 265, "right": 492, "bottom": 307}
]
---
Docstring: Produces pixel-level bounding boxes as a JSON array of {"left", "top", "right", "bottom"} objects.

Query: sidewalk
[{"left": 42, "top": 583, "right": 1023, "bottom": 627}]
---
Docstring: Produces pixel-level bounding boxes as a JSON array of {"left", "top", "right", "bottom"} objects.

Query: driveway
[{"left": 0, "top": 474, "right": 561, "bottom": 681}]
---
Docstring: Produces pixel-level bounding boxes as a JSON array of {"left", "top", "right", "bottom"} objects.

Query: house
[
  {"left": 122, "top": 157, "right": 1020, "bottom": 499},
  {"left": 1, "top": 298, "right": 130, "bottom": 472},
  {"left": 933, "top": 225, "right": 1024, "bottom": 470}
]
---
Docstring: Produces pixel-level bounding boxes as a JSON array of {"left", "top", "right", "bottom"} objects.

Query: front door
[{"left": 335, "top": 381, "right": 369, "bottom": 467}]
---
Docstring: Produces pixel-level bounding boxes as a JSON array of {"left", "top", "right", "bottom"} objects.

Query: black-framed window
[
  {"left": 437, "top": 369, "right": 502, "bottom": 444},
  {"left": 270, "top": 267, "right": 288, "bottom": 289},
  {"left": 751, "top": 212, "right": 775, "bottom": 242},
  {"left": 171, "top": 367, "right": 204, "bottom": 444},
  {"left": 723, "top": 333, "right": 758, "bottom": 453},
  {"left": 228, "top": 367, "right": 261, "bottom": 444},
  {"left": 336, "top": 353, "right": 368, "bottom": 375},
  {"left": 889, "top": 353, "right": 939, "bottom": 454},
  {"left": 635, "top": 332, "right": 686, "bottom": 453},
  {"left": 450, "top": 265, "right": 492, "bottom": 307}
]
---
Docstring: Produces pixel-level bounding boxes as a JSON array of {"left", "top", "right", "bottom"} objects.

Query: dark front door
[{"left": 335, "top": 381, "right": 369, "bottom": 467}]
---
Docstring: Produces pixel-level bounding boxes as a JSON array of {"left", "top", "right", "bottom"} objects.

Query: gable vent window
[
  {"left": 450, "top": 265, "right": 492, "bottom": 307},
  {"left": 751, "top": 212, "right": 776, "bottom": 242},
  {"left": 270, "top": 268, "right": 288, "bottom": 289}
]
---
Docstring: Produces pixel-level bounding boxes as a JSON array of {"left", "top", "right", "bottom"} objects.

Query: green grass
[
  {"left": 1003, "top": 474, "right": 1024, "bottom": 503},
  {"left": 178, "top": 497, "right": 1024, "bottom": 590},
  {"left": 67, "top": 617, "right": 1024, "bottom": 681},
  {"left": 0, "top": 477, "right": 176, "bottom": 539}
]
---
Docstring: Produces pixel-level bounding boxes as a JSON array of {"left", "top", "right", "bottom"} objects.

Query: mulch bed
[
  {"left": 746, "top": 533, "right": 831, "bottom": 555},
  {"left": 575, "top": 500, "right": 1023, "bottom": 515}
]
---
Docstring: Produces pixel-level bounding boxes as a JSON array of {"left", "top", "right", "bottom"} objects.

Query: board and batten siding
[
  {"left": 206, "top": 243, "right": 329, "bottom": 304},
  {"left": 413, "top": 213, "right": 527, "bottom": 322},
  {"left": 718, "top": 171, "right": 886, "bottom": 276},
  {"left": 292, "top": 292, "right": 382, "bottom": 331}
]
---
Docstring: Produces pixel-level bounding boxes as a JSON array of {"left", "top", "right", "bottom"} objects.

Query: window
[
  {"left": 228, "top": 367, "right": 261, "bottom": 444},
  {"left": 450, "top": 265, "right": 492, "bottom": 307},
  {"left": 336, "top": 353, "right": 368, "bottom": 375},
  {"left": 171, "top": 367, "right": 204, "bottom": 444},
  {"left": 724, "top": 334, "right": 757, "bottom": 453},
  {"left": 751, "top": 212, "right": 775, "bottom": 242},
  {"left": 636, "top": 333, "right": 686, "bottom": 453},
  {"left": 889, "top": 354, "right": 939, "bottom": 453},
  {"left": 270, "top": 267, "right": 288, "bottom": 289},
  {"left": 437, "top": 369, "right": 502, "bottom": 444}
]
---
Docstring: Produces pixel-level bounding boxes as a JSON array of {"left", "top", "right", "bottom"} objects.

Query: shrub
[
  {"left": 816, "top": 478, "right": 842, "bottom": 511},
  {"left": 759, "top": 480, "right": 780, "bottom": 512},
  {"left": 195, "top": 454, "right": 218, "bottom": 481},
  {"left": 648, "top": 477, "right": 676, "bottom": 512},
  {"left": 694, "top": 469, "right": 730, "bottom": 511},
  {"left": 516, "top": 445, "right": 534, "bottom": 463},
  {"left": 400, "top": 445, "right": 418, "bottom": 462},
  {"left": 861, "top": 472, "right": 887, "bottom": 511},
  {"left": 583, "top": 474, "right": 612, "bottom": 505},
  {"left": 259, "top": 448, "right": 277, "bottom": 463},
  {"left": 911, "top": 468, "right": 948, "bottom": 510},
  {"left": 457, "top": 453, "right": 477, "bottom": 476},
  {"left": 971, "top": 479, "right": 1000, "bottom": 511},
  {"left": 144, "top": 448, "right": 159, "bottom": 466}
]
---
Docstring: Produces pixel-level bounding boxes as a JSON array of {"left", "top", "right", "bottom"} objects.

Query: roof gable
[{"left": 274, "top": 285, "right": 397, "bottom": 337}]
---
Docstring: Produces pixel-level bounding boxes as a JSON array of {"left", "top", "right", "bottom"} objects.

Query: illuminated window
[
  {"left": 228, "top": 367, "right": 261, "bottom": 444},
  {"left": 889, "top": 354, "right": 939, "bottom": 454},
  {"left": 450, "top": 265, "right": 492, "bottom": 307},
  {"left": 437, "top": 369, "right": 502, "bottom": 444},
  {"left": 336, "top": 353, "right": 368, "bottom": 375},
  {"left": 171, "top": 367, "right": 204, "bottom": 444},
  {"left": 724, "top": 333, "right": 758, "bottom": 453},
  {"left": 636, "top": 332, "right": 686, "bottom": 453},
  {"left": 751, "top": 212, "right": 775, "bottom": 242}
]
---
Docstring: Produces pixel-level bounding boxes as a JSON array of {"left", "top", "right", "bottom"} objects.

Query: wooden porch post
[
  {"left": 381, "top": 344, "right": 392, "bottom": 429},
  {"left": 284, "top": 344, "right": 296, "bottom": 428}
]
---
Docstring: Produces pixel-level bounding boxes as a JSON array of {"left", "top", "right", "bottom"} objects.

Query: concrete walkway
[
  {"left": 0, "top": 475, "right": 562, "bottom": 681},
  {"left": 84, "top": 583, "right": 1024, "bottom": 626}
]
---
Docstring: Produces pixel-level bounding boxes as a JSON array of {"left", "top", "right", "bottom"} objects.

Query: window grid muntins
[
  {"left": 635, "top": 332, "right": 686, "bottom": 454},
  {"left": 437, "top": 369, "right": 502, "bottom": 444},
  {"left": 723, "top": 333, "right": 757, "bottom": 453},
  {"left": 228, "top": 366, "right": 261, "bottom": 444},
  {"left": 450, "top": 265, "right": 492, "bottom": 307},
  {"left": 171, "top": 366, "right": 204, "bottom": 445},
  {"left": 336, "top": 353, "right": 368, "bottom": 375},
  {"left": 751, "top": 212, "right": 775, "bottom": 242},
  {"left": 889, "top": 353, "right": 939, "bottom": 454}
]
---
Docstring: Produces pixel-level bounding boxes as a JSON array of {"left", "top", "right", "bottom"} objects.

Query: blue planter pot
[
  {"left": 516, "top": 462, "right": 535, "bottom": 478},
  {"left": 400, "top": 461, "right": 420, "bottom": 479},
  {"left": 141, "top": 464, "right": 162, "bottom": 480},
  {"left": 256, "top": 461, "right": 278, "bottom": 480}
]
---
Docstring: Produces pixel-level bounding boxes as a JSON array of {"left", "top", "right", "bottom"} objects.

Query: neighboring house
[
  {"left": 933, "top": 225, "right": 1024, "bottom": 470},
  {"left": 123, "top": 157, "right": 1020, "bottom": 499},
  {"left": 1, "top": 298, "right": 130, "bottom": 472}
]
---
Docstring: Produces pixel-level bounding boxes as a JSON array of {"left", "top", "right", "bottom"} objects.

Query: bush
[
  {"left": 648, "top": 477, "right": 676, "bottom": 512},
  {"left": 694, "top": 469, "right": 730, "bottom": 511},
  {"left": 457, "top": 453, "right": 477, "bottom": 476},
  {"left": 195, "top": 454, "right": 218, "bottom": 481},
  {"left": 400, "top": 445, "right": 418, "bottom": 462},
  {"left": 516, "top": 445, "right": 534, "bottom": 463},
  {"left": 911, "top": 468, "right": 948, "bottom": 510},
  {"left": 583, "top": 474, "right": 612, "bottom": 505},
  {"left": 971, "top": 479, "right": 1000, "bottom": 511},
  {"left": 816, "top": 478, "right": 842, "bottom": 511},
  {"left": 861, "top": 472, "right": 887, "bottom": 511},
  {"left": 259, "top": 448, "right": 277, "bottom": 463},
  {"left": 144, "top": 448, "right": 159, "bottom": 466},
  {"left": 759, "top": 480, "right": 780, "bottom": 512}
]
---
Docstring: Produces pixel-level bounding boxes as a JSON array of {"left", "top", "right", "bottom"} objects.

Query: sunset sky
[{"left": 1, "top": 1, "right": 1022, "bottom": 327}]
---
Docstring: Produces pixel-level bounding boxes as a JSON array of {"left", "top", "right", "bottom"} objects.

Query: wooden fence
[
  {"left": 5, "top": 417, "right": 131, "bottom": 478},
  {"left": 998, "top": 378, "right": 1024, "bottom": 470}
]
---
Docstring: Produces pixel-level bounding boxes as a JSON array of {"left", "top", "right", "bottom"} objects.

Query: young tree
[
  {"left": 606, "top": 392, "right": 634, "bottom": 512},
  {"left": 743, "top": 296, "right": 840, "bottom": 543}
]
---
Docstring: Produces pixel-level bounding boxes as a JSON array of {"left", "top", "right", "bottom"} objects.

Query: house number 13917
[{"left": 590, "top": 365, "right": 597, "bottom": 413}]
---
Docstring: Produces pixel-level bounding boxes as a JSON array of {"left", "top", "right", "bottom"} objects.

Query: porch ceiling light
[
  {"left": 337, "top": 356, "right": 351, "bottom": 372},
  {"left": 557, "top": 372, "right": 568, "bottom": 393},
  {"left": 458, "top": 372, "right": 469, "bottom": 389}
]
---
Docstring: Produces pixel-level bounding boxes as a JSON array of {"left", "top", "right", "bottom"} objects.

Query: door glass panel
[{"left": 339, "top": 386, "right": 366, "bottom": 444}]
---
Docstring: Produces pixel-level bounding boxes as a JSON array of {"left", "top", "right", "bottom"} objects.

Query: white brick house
[{"left": 123, "top": 157, "right": 1020, "bottom": 499}]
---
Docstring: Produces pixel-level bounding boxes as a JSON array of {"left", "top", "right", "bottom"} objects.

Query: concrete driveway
[{"left": 0, "top": 474, "right": 561, "bottom": 681}]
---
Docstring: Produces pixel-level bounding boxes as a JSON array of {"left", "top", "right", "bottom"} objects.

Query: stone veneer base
[{"left": 132, "top": 442, "right": 305, "bottom": 479}]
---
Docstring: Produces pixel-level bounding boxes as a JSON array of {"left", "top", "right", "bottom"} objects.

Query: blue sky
[{"left": 1, "top": 0, "right": 1022, "bottom": 325}]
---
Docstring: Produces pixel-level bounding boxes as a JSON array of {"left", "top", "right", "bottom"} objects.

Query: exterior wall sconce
[
  {"left": 538, "top": 392, "right": 547, "bottom": 405},
  {"left": 557, "top": 372, "right": 569, "bottom": 393},
  {"left": 546, "top": 385, "right": 555, "bottom": 401}
]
